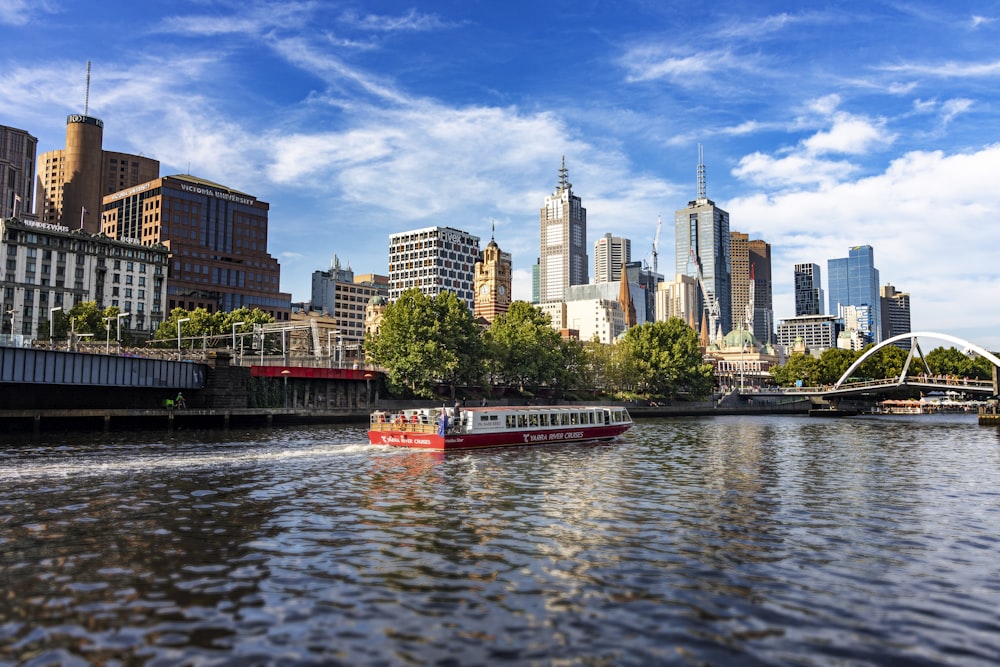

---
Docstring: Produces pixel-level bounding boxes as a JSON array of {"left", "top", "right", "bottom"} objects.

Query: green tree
[
  {"left": 621, "top": 318, "right": 714, "bottom": 399},
  {"left": 770, "top": 352, "right": 820, "bottom": 387},
  {"left": 856, "top": 344, "right": 908, "bottom": 381},
  {"left": 154, "top": 307, "right": 275, "bottom": 349},
  {"left": 484, "top": 301, "right": 566, "bottom": 392},
  {"left": 365, "top": 289, "right": 483, "bottom": 398},
  {"left": 816, "top": 347, "right": 857, "bottom": 385},
  {"left": 925, "top": 346, "right": 993, "bottom": 379}
]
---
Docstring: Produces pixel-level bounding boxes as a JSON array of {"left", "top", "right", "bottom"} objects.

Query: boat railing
[{"left": 369, "top": 418, "right": 438, "bottom": 435}]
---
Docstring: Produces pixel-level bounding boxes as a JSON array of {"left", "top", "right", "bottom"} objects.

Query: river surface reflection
[{"left": 2, "top": 414, "right": 999, "bottom": 665}]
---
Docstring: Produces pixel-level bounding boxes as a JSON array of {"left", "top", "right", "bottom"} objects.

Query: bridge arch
[{"left": 833, "top": 332, "right": 1000, "bottom": 390}]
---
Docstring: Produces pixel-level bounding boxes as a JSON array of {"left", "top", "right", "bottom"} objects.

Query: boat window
[
  {"left": 506, "top": 415, "right": 516, "bottom": 428},
  {"left": 518, "top": 414, "right": 528, "bottom": 428},
  {"left": 570, "top": 413, "right": 579, "bottom": 425},
  {"left": 529, "top": 414, "right": 539, "bottom": 427},
  {"left": 540, "top": 413, "right": 549, "bottom": 427},
  {"left": 560, "top": 413, "right": 569, "bottom": 426}
]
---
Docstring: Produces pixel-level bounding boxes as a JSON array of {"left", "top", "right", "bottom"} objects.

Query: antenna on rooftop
[
  {"left": 697, "top": 143, "right": 706, "bottom": 200},
  {"left": 84, "top": 61, "right": 91, "bottom": 116}
]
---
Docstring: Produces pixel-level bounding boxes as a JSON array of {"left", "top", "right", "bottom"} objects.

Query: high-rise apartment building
[
  {"left": 388, "top": 226, "right": 480, "bottom": 310},
  {"left": 828, "top": 245, "right": 881, "bottom": 345},
  {"left": 674, "top": 155, "right": 731, "bottom": 341},
  {"left": 730, "top": 232, "right": 751, "bottom": 332},
  {"left": 655, "top": 274, "right": 699, "bottom": 325},
  {"left": 593, "top": 233, "right": 630, "bottom": 283},
  {"left": 776, "top": 314, "right": 843, "bottom": 353},
  {"left": 101, "top": 175, "right": 290, "bottom": 321},
  {"left": 38, "top": 114, "right": 159, "bottom": 233},
  {"left": 539, "top": 157, "right": 587, "bottom": 303},
  {"left": 880, "top": 284, "right": 911, "bottom": 349},
  {"left": 1, "top": 125, "right": 38, "bottom": 220},
  {"left": 794, "top": 263, "right": 824, "bottom": 316},
  {"left": 473, "top": 231, "right": 512, "bottom": 323}
]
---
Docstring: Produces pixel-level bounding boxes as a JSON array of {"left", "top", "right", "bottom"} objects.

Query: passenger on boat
[{"left": 437, "top": 408, "right": 449, "bottom": 436}]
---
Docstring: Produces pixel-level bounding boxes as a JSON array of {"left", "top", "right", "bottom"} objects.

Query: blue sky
[{"left": 3, "top": 0, "right": 1000, "bottom": 349}]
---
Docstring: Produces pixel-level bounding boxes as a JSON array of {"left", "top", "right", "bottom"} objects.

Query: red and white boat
[{"left": 369, "top": 405, "right": 633, "bottom": 451}]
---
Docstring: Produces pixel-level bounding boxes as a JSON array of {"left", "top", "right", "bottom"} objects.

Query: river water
[{"left": 1, "top": 414, "right": 999, "bottom": 666}]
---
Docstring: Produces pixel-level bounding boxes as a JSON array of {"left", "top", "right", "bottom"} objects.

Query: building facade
[
  {"left": 539, "top": 157, "right": 587, "bottom": 303},
  {"left": 880, "top": 283, "right": 911, "bottom": 349},
  {"left": 794, "top": 263, "right": 824, "bottom": 316},
  {"left": 311, "top": 255, "right": 389, "bottom": 349},
  {"left": 38, "top": 114, "right": 159, "bottom": 233},
  {"left": 101, "top": 174, "right": 290, "bottom": 321},
  {"left": 473, "top": 233, "right": 512, "bottom": 323},
  {"left": 388, "top": 226, "right": 480, "bottom": 310},
  {"left": 1, "top": 216, "right": 168, "bottom": 338},
  {"left": 828, "top": 245, "right": 881, "bottom": 345},
  {"left": 1, "top": 125, "right": 38, "bottom": 221},
  {"left": 775, "top": 314, "right": 843, "bottom": 353},
  {"left": 564, "top": 298, "right": 624, "bottom": 345},
  {"left": 593, "top": 233, "right": 630, "bottom": 284},
  {"left": 655, "top": 274, "right": 699, "bottom": 325}
]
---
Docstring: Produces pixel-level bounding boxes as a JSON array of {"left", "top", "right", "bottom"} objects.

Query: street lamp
[
  {"left": 49, "top": 307, "right": 62, "bottom": 346},
  {"left": 116, "top": 312, "right": 131, "bottom": 346},
  {"left": 103, "top": 317, "right": 113, "bottom": 354},
  {"left": 177, "top": 317, "right": 190, "bottom": 359},
  {"left": 231, "top": 321, "right": 245, "bottom": 352}
]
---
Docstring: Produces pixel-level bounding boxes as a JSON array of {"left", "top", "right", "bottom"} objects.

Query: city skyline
[{"left": 2, "top": 2, "right": 999, "bottom": 347}]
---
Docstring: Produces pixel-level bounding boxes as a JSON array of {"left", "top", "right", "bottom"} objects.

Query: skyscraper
[
  {"left": 674, "top": 151, "right": 731, "bottom": 341},
  {"left": 827, "top": 245, "right": 881, "bottom": 345},
  {"left": 539, "top": 157, "right": 587, "bottom": 303},
  {"left": 748, "top": 239, "right": 773, "bottom": 344},
  {"left": 880, "top": 284, "right": 911, "bottom": 349},
  {"left": 0, "top": 124, "right": 38, "bottom": 220},
  {"left": 593, "top": 233, "right": 630, "bottom": 283},
  {"left": 794, "top": 263, "right": 824, "bottom": 316}
]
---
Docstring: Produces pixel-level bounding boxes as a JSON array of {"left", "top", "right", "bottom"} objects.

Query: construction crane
[
  {"left": 651, "top": 215, "right": 662, "bottom": 277},
  {"left": 689, "top": 248, "right": 721, "bottom": 344}
]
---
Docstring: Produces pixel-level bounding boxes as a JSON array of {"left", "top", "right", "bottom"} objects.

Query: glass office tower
[{"left": 827, "top": 245, "right": 881, "bottom": 345}]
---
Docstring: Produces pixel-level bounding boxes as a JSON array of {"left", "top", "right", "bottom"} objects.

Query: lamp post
[
  {"left": 232, "top": 321, "right": 246, "bottom": 353},
  {"left": 281, "top": 369, "right": 291, "bottom": 409},
  {"left": 49, "top": 307, "right": 62, "bottom": 346},
  {"left": 327, "top": 330, "right": 334, "bottom": 368},
  {"left": 363, "top": 371, "right": 374, "bottom": 409},
  {"left": 116, "top": 312, "right": 130, "bottom": 349},
  {"left": 177, "top": 317, "right": 190, "bottom": 359},
  {"left": 103, "top": 317, "right": 113, "bottom": 354}
]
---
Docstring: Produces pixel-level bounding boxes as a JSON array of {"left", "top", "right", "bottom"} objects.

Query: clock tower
[{"left": 474, "top": 227, "right": 512, "bottom": 323}]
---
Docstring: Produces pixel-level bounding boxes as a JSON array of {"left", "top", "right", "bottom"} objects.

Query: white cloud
[
  {"left": 0, "top": 0, "right": 57, "bottom": 26},
  {"left": 338, "top": 8, "right": 454, "bottom": 32},
  {"left": 621, "top": 47, "right": 748, "bottom": 84},
  {"left": 730, "top": 144, "right": 1000, "bottom": 348},
  {"left": 803, "top": 113, "right": 894, "bottom": 155}
]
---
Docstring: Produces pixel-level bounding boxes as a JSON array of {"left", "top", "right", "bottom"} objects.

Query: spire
[
  {"left": 618, "top": 260, "right": 636, "bottom": 329},
  {"left": 557, "top": 155, "right": 572, "bottom": 193},
  {"left": 697, "top": 143, "right": 706, "bottom": 200}
]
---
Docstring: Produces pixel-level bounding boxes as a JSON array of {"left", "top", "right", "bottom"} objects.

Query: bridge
[{"left": 755, "top": 332, "right": 1000, "bottom": 399}]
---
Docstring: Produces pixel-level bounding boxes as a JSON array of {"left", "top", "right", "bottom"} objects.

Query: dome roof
[
  {"left": 368, "top": 295, "right": 388, "bottom": 307},
  {"left": 722, "top": 328, "right": 759, "bottom": 350}
]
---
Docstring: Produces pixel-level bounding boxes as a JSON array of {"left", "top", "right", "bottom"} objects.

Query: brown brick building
[{"left": 101, "top": 174, "right": 291, "bottom": 321}]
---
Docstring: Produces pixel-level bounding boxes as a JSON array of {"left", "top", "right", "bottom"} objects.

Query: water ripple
[{"left": 2, "top": 417, "right": 1000, "bottom": 664}]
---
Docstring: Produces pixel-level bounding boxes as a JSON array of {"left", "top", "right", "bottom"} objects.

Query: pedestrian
[
  {"left": 481, "top": 397, "right": 488, "bottom": 407},
  {"left": 175, "top": 392, "right": 186, "bottom": 409}
]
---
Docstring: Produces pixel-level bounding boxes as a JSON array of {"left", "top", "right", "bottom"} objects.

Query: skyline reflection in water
[{"left": 1, "top": 415, "right": 998, "bottom": 665}]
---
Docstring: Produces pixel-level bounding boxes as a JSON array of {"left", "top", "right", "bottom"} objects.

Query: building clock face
[
  {"left": 498, "top": 285, "right": 507, "bottom": 296},
  {"left": 480, "top": 284, "right": 489, "bottom": 296}
]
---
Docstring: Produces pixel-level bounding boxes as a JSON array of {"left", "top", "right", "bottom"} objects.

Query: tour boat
[{"left": 369, "top": 404, "right": 633, "bottom": 451}]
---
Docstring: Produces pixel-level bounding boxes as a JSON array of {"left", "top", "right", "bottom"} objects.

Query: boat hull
[{"left": 368, "top": 423, "right": 631, "bottom": 451}]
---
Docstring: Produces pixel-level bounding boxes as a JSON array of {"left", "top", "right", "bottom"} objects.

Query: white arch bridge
[{"left": 767, "top": 332, "right": 1000, "bottom": 399}]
